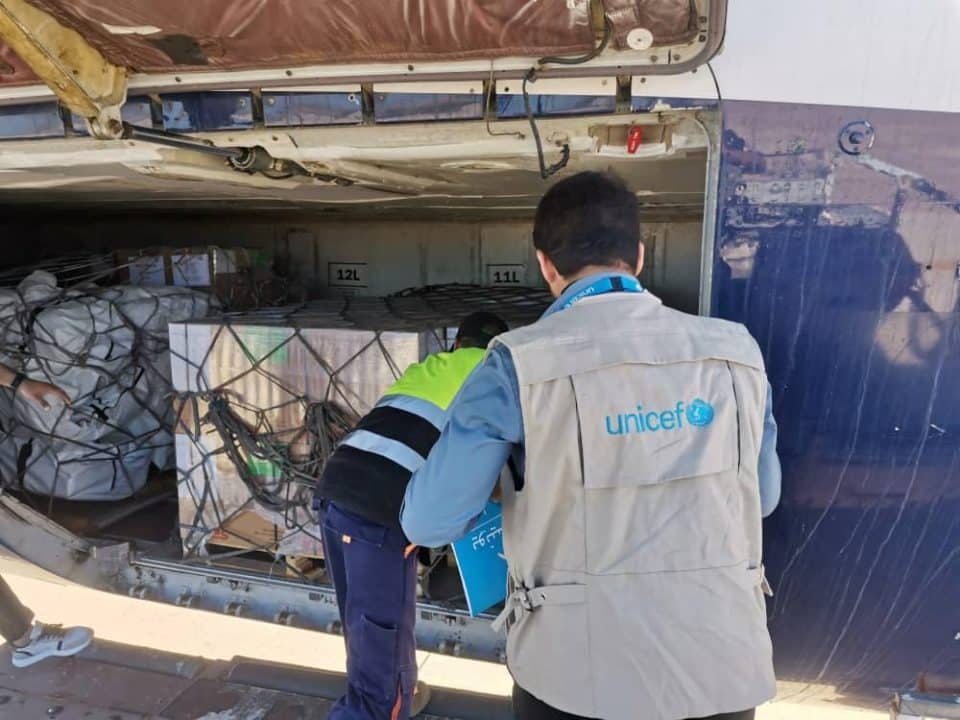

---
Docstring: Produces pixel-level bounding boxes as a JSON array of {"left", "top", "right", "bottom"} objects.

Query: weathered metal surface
[
  {"left": 0, "top": 495, "right": 117, "bottom": 588},
  {"left": 0, "top": 639, "right": 512, "bottom": 719},
  {"left": 714, "top": 101, "right": 960, "bottom": 698},
  {"left": 0, "top": 0, "right": 704, "bottom": 86},
  {"left": 0, "top": 641, "right": 197, "bottom": 716},
  {"left": 0, "top": 1, "right": 724, "bottom": 101},
  {"left": 0, "top": 0, "right": 125, "bottom": 135},
  {"left": 0, "top": 690, "right": 149, "bottom": 719},
  {"left": 120, "top": 556, "right": 509, "bottom": 664}
]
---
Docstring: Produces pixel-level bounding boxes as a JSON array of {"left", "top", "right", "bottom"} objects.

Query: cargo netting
[
  {"left": 0, "top": 263, "right": 214, "bottom": 507},
  {"left": 0, "top": 252, "right": 117, "bottom": 289},
  {"left": 170, "top": 284, "right": 551, "bottom": 574},
  {"left": 0, "top": 256, "right": 550, "bottom": 580}
]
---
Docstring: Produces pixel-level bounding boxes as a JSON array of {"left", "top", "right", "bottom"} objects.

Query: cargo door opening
[{"left": 0, "top": 104, "right": 718, "bottom": 658}]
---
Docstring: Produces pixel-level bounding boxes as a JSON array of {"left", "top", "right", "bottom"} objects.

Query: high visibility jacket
[{"left": 317, "top": 347, "right": 484, "bottom": 531}]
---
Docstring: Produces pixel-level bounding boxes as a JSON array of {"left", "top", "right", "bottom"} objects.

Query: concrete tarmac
[{"left": 0, "top": 563, "right": 888, "bottom": 719}]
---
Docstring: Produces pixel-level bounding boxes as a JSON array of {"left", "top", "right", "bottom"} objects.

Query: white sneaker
[{"left": 11, "top": 623, "right": 93, "bottom": 668}]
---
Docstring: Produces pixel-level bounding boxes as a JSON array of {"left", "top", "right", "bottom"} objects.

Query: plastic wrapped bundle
[{"left": 0, "top": 271, "right": 213, "bottom": 500}]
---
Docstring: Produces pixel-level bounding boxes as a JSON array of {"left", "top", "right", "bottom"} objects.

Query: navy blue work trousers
[{"left": 320, "top": 502, "right": 418, "bottom": 720}]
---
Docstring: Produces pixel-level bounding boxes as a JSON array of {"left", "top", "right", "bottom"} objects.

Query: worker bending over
[
  {"left": 402, "top": 172, "right": 782, "bottom": 720},
  {"left": 314, "top": 312, "right": 508, "bottom": 720}
]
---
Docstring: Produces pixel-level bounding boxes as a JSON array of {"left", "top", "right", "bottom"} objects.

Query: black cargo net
[
  {"left": 0, "top": 253, "right": 117, "bottom": 289},
  {"left": 0, "top": 258, "right": 213, "bottom": 519},
  {"left": 171, "top": 286, "right": 550, "bottom": 576},
  {"left": 0, "top": 261, "right": 550, "bottom": 581},
  {"left": 387, "top": 283, "right": 554, "bottom": 323}
]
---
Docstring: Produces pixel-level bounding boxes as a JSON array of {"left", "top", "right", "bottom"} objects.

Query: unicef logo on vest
[
  {"left": 685, "top": 398, "right": 715, "bottom": 427},
  {"left": 604, "top": 399, "right": 716, "bottom": 436}
]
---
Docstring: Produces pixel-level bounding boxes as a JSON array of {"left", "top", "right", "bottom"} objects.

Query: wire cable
[
  {"left": 539, "top": 16, "right": 613, "bottom": 66},
  {"left": 203, "top": 392, "right": 358, "bottom": 515},
  {"left": 522, "top": 16, "right": 613, "bottom": 179},
  {"left": 706, "top": 61, "right": 723, "bottom": 104},
  {"left": 522, "top": 69, "right": 571, "bottom": 180}
]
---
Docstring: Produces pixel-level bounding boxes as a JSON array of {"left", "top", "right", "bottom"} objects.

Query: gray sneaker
[{"left": 11, "top": 623, "right": 93, "bottom": 668}]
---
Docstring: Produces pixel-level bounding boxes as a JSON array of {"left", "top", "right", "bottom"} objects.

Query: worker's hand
[
  {"left": 404, "top": 544, "right": 418, "bottom": 560},
  {"left": 490, "top": 485, "right": 503, "bottom": 503},
  {"left": 18, "top": 379, "right": 70, "bottom": 410}
]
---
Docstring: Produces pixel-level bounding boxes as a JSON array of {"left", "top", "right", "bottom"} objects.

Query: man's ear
[
  {"left": 536, "top": 249, "right": 561, "bottom": 287},
  {"left": 636, "top": 241, "right": 645, "bottom": 276}
]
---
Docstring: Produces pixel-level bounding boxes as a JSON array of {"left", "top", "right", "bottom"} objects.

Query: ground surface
[{"left": 0, "top": 559, "right": 889, "bottom": 719}]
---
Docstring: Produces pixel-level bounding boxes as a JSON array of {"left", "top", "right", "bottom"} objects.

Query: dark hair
[
  {"left": 456, "top": 312, "right": 509, "bottom": 349},
  {"left": 533, "top": 171, "right": 640, "bottom": 277}
]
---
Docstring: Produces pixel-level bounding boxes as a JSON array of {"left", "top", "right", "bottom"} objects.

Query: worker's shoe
[
  {"left": 11, "top": 623, "right": 93, "bottom": 668},
  {"left": 411, "top": 681, "right": 432, "bottom": 717}
]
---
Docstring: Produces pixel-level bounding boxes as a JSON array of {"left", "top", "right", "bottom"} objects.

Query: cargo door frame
[
  {"left": 696, "top": 108, "right": 723, "bottom": 317},
  {"left": 0, "top": 0, "right": 727, "bottom": 665},
  {"left": 0, "top": 1, "right": 727, "bottom": 107}
]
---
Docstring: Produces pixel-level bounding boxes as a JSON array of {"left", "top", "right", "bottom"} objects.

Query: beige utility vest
[{"left": 491, "top": 290, "right": 776, "bottom": 720}]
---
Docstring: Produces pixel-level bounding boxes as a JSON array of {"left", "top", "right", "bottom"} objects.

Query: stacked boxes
[{"left": 117, "top": 246, "right": 281, "bottom": 310}]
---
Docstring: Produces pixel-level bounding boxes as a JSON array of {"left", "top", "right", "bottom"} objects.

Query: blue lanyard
[{"left": 559, "top": 275, "right": 643, "bottom": 310}]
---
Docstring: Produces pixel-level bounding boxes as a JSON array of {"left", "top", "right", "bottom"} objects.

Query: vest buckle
[
  {"left": 491, "top": 583, "right": 586, "bottom": 633},
  {"left": 491, "top": 586, "right": 535, "bottom": 633},
  {"left": 516, "top": 586, "right": 536, "bottom": 612}
]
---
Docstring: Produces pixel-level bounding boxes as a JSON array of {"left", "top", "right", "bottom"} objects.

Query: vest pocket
[
  {"left": 572, "top": 361, "right": 751, "bottom": 574},
  {"left": 571, "top": 361, "right": 739, "bottom": 490}
]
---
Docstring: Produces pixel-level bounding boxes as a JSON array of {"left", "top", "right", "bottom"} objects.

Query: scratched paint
[{"left": 713, "top": 101, "right": 960, "bottom": 697}]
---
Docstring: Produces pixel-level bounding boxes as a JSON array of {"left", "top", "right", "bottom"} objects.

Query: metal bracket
[
  {"left": 0, "top": 493, "right": 118, "bottom": 588},
  {"left": 0, "top": 0, "right": 126, "bottom": 139},
  {"left": 120, "top": 122, "right": 356, "bottom": 185}
]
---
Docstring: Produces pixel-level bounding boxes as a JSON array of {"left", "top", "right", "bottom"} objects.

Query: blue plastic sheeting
[
  {"left": 263, "top": 92, "right": 362, "bottom": 127},
  {"left": 714, "top": 100, "right": 960, "bottom": 699},
  {"left": 632, "top": 95, "right": 719, "bottom": 112},
  {"left": 119, "top": 97, "right": 155, "bottom": 127},
  {"left": 496, "top": 94, "right": 615, "bottom": 119},
  {"left": 0, "top": 102, "right": 63, "bottom": 140},
  {"left": 161, "top": 92, "right": 253, "bottom": 132},
  {"left": 72, "top": 96, "right": 154, "bottom": 136},
  {"left": 374, "top": 93, "right": 483, "bottom": 123}
]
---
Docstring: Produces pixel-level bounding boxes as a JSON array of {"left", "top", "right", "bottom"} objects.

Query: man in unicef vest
[
  {"left": 314, "top": 311, "right": 509, "bottom": 720},
  {"left": 402, "top": 172, "right": 782, "bottom": 720}
]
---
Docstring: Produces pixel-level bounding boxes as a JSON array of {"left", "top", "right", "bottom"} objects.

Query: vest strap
[{"left": 491, "top": 582, "right": 585, "bottom": 633}]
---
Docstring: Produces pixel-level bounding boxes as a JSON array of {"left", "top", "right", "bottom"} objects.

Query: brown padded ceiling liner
[{"left": 1, "top": 0, "right": 697, "bottom": 87}]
